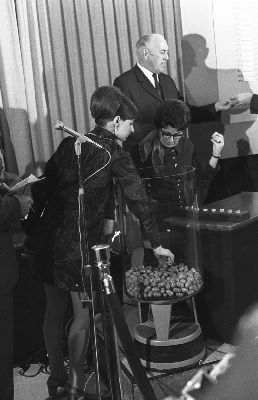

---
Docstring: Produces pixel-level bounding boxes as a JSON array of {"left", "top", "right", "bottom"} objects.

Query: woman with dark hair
[
  {"left": 24, "top": 86, "right": 173, "bottom": 400},
  {"left": 131, "top": 99, "right": 224, "bottom": 209}
]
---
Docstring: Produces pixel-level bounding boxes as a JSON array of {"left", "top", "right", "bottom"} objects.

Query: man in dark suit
[
  {"left": 113, "top": 33, "right": 237, "bottom": 153},
  {"left": 0, "top": 181, "right": 32, "bottom": 400}
]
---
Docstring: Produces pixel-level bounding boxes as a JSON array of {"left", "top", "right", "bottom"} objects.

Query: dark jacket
[
  {"left": 25, "top": 127, "right": 161, "bottom": 291},
  {"left": 131, "top": 130, "right": 219, "bottom": 212},
  {"left": 0, "top": 195, "right": 20, "bottom": 296},
  {"left": 114, "top": 64, "right": 220, "bottom": 152},
  {"left": 250, "top": 94, "right": 258, "bottom": 113}
]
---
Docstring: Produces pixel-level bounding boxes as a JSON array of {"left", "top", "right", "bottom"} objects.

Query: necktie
[{"left": 153, "top": 73, "right": 160, "bottom": 92}]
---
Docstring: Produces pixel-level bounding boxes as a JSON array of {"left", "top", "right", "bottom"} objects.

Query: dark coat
[
  {"left": 113, "top": 64, "right": 220, "bottom": 152},
  {"left": 25, "top": 127, "right": 161, "bottom": 291},
  {"left": 0, "top": 195, "right": 20, "bottom": 296}
]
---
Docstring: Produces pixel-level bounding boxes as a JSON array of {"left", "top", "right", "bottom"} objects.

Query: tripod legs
[
  {"left": 97, "top": 278, "right": 123, "bottom": 400},
  {"left": 89, "top": 245, "right": 157, "bottom": 400},
  {"left": 105, "top": 292, "right": 157, "bottom": 400}
]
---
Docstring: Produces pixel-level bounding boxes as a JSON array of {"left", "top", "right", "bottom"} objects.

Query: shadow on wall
[
  {"left": 181, "top": 34, "right": 255, "bottom": 162},
  {"left": 204, "top": 152, "right": 258, "bottom": 205},
  {"left": 181, "top": 34, "right": 258, "bottom": 201}
]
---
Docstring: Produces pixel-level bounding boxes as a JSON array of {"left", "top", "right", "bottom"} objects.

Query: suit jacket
[
  {"left": 114, "top": 64, "right": 220, "bottom": 152},
  {"left": 251, "top": 94, "right": 258, "bottom": 113},
  {"left": 0, "top": 196, "right": 20, "bottom": 296}
]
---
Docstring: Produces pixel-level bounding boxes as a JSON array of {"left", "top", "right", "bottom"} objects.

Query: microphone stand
[
  {"left": 92, "top": 245, "right": 124, "bottom": 400},
  {"left": 74, "top": 137, "right": 103, "bottom": 400},
  {"left": 92, "top": 245, "right": 157, "bottom": 400}
]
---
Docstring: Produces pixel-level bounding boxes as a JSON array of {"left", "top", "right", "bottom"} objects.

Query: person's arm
[
  {"left": 24, "top": 178, "right": 50, "bottom": 235},
  {"left": 24, "top": 137, "right": 75, "bottom": 236},
  {"left": 192, "top": 132, "right": 224, "bottom": 206},
  {"left": 112, "top": 150, "right": 174, "bottom": 261},
  {"left": 0, "top": 195, "right": 21, "bottom": 230},
  {"left": 22, "top": 175, "right": 55, "bottom": 254},
  {"left": 209, "top": 132, "right": 224, "bottom": 168},
  {"left": 176, "top": 87, "right": 234, "bottom": 123},
  {"left": 113, "top": 151, "right": 160, "bottom": 248},
  {"left": 188, "top": 102, "right": 220, "bottom": 124},
  {"left": 189, "top": 94, "right": 258, "bottom": 122},
  {"left": 220, "top": 92, "right": 258, "bottom": 113},
  {"left": 214, "top": 99, "right": 237, "bottom": 111},
  {"left": 23, "top": 138, "right": 73, "bottom": 253},
  {"left": 100, "top": 181, "right": 116, "bottom": 243}
]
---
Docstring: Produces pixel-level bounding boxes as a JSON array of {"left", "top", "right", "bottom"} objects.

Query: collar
[
  {"left": 139, "top": 129, "right": 184, "bottom": 171},
  {"left": 163, "top": 133, "right": 184, "bottom": 156},
  {"left": 140, "top": 129, "right": 184, "bottom": 158},
  {"left": 91, "top": 125, "right": 116, "bottom": 141},
  {"left": 137, "top": 62, "right": 156, "bottom": 85}
]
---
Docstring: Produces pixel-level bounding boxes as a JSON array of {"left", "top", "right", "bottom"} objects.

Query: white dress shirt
[{"left": 137, "top": 62, "right": 158, "bottom": 88}]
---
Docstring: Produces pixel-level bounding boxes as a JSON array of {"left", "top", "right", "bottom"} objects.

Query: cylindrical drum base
[{"left": 134, "top": 321, "right": 205, "bottom": 371}]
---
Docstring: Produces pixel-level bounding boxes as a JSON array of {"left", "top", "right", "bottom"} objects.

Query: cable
[
  {"left": 76, "top": 142, "right": 111, "bottom": 294},
  {"left": 14, "top": 346, "right": 49, "bottom": 377},
  {"left": 64, "top": 315, "right": 74, "bottom": 338},
  {"left": 83, "top": 148, "right": 111, "bottom": 184}
]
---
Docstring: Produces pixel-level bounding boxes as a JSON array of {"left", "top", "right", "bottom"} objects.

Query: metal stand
[
  {"left": 92, "top": 244, "right": 123, "bottom": 400},
  {"left": 91, "top": 244, "right": 157, "bottom": 400}
]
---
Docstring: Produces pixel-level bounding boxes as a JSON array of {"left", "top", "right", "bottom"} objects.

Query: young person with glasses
[{"left": 131, "top": 99, "right": 224, "bottom": 209}]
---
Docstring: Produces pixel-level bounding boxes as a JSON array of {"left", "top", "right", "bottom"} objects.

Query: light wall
[{"left": 180, "top": 0, "right": 258, "bottom": 159}]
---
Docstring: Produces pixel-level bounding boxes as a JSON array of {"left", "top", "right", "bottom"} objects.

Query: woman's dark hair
[
  {"left": 90, "top": 86, "right": 138, "bottom": 126},
  {"left": 154, "top": 99, "right": 191, "bottom": 131}
]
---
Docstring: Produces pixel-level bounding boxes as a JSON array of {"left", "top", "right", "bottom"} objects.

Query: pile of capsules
[{"left": 125, "top": 261, "right": 203, "bottom": 301}]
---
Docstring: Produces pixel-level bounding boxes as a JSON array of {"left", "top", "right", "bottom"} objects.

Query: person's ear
[
  {"left": 144, "top": 48, "right": 148, "bottom": 59},
  {"left": 114, "top": 116, "right": 120, "bottom": 132}
]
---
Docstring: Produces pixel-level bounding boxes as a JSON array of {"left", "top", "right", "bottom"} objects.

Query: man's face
[{"left": 145, "top": 37, "right": 169, "bottom": 74}]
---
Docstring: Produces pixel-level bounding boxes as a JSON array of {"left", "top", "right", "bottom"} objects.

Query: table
[{"left": 163, "top": 192, "right": 258, "bottom": 343}]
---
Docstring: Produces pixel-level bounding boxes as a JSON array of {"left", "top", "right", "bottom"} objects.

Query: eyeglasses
[{"left": 160, "top": 129, "right": 184, "bottom": 138}]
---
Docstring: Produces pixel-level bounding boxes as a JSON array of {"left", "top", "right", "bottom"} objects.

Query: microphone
[{"left": 55, "top": 120, "right": 103, "bottom": 149}]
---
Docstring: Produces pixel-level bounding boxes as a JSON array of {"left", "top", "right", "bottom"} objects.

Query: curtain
[{"left": 0, "top": 0, "right": 181, "bottom": 177}]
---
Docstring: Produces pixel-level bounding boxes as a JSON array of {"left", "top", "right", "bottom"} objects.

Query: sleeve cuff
[{"left": 250, "top": 94, "right": 258, "bottom": 114}]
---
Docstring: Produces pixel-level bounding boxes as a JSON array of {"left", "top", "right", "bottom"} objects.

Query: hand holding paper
[
  {"left": 229, "top": 92, "right": 253, "bottom": 109},
  {"left": 5, "top": 174, "right": 44, "bottom": 196}
]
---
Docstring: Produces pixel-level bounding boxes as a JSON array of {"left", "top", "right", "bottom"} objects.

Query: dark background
[{"left": 204, "top": 154, "right": 258, "bottom": 204}]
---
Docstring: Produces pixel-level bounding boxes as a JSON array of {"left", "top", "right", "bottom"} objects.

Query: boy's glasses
[{"left": 160, "top": 129, "right": 184, "bottom": 138}]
